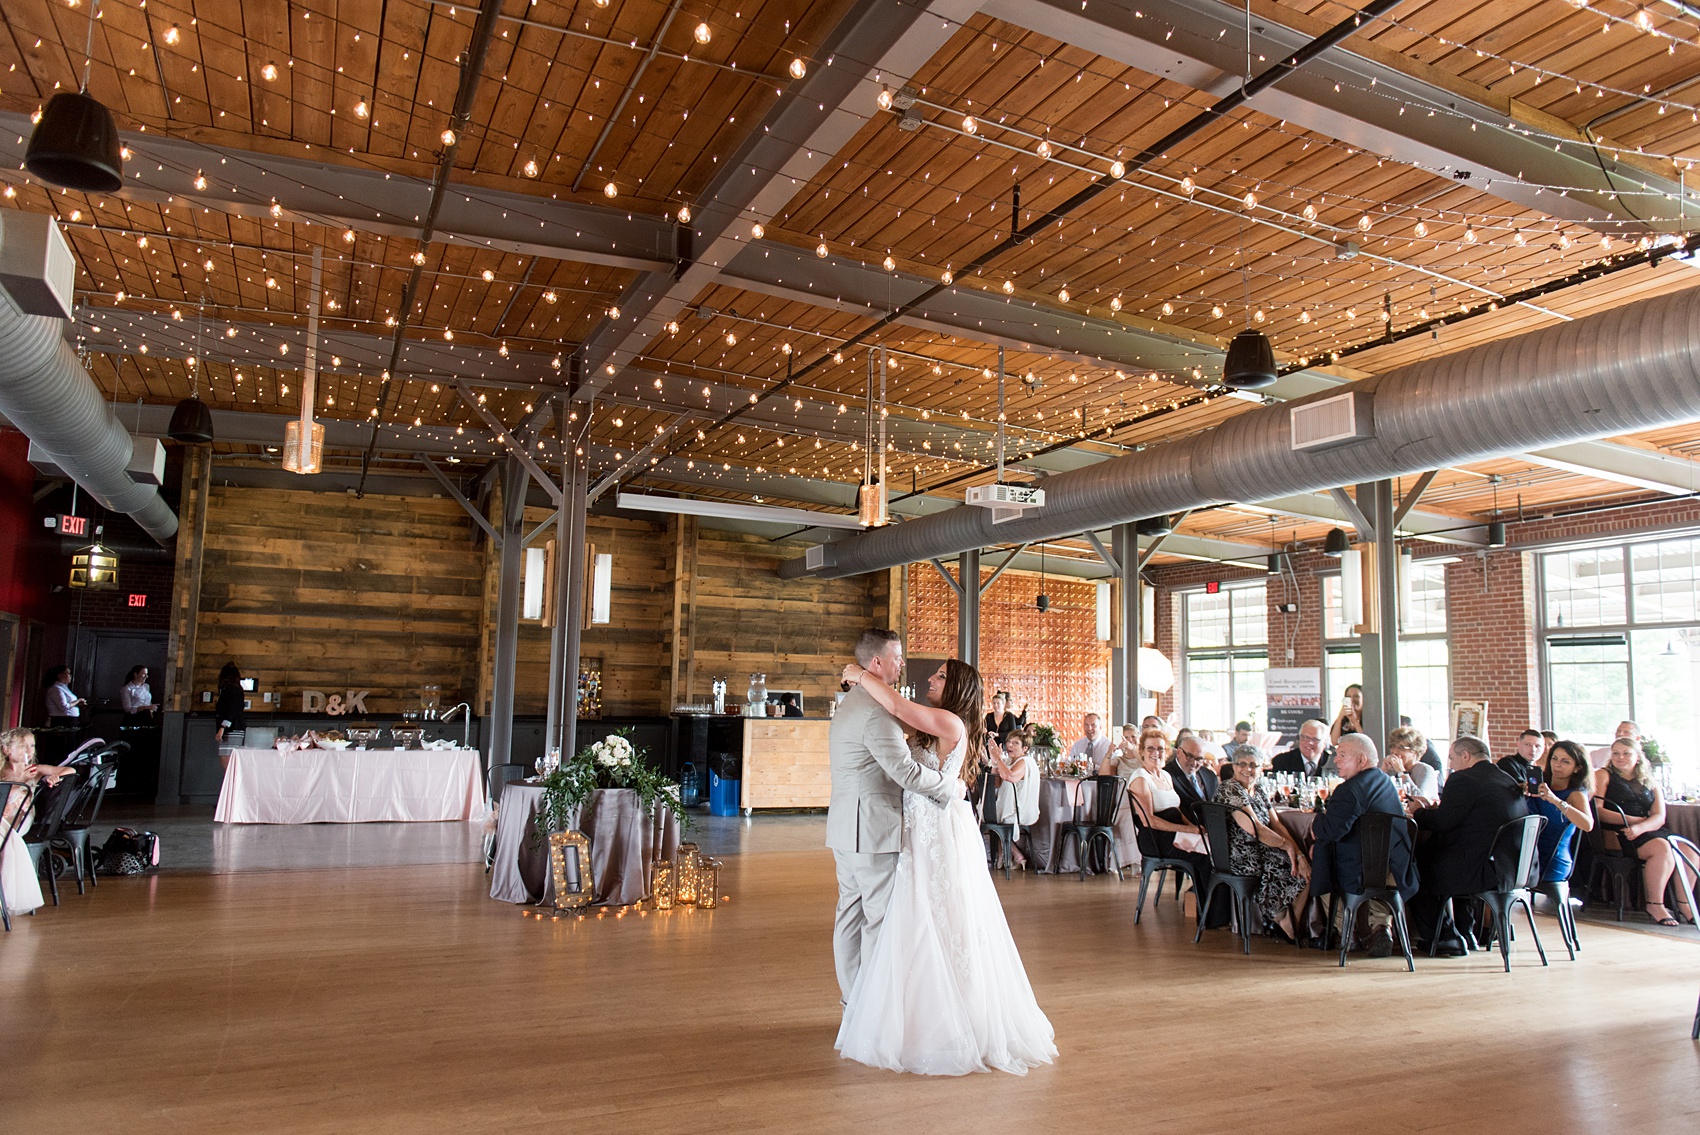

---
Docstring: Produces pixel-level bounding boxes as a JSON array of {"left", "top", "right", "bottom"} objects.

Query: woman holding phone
[
  {"left": 1329, "top": 684, "right": 1362, "bottom": 745},
  {"left": 1527, "top": 740, "right": 1592, "bottom": 885}
]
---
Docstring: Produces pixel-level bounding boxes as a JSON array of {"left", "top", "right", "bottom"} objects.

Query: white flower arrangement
[{"left": 590, "top": 734, "right": 635, "bottom": 770}]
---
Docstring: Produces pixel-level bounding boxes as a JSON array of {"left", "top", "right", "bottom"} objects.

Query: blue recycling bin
[{"left": 708, "top": 768, "right": 740, "bottom": 816}]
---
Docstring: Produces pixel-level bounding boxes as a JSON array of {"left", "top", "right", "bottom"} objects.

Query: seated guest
[
  {"left": 1223, "top": 721, "right": 1258, "bottom": 764},
  {"left": 1385, "top": 727, "right": 1438, "bottom": 801},
  {"left": 779, "top": 692, "right": 804, "bottom": 718},
  {"left": 1, "top": 727, "right": 78, "bottom": 919},
  {"left": 1594, "top": 737, "right": 1700, "bottom": 925},
  {"left": 1401, "top": 715, "right": 1443, "bottom": 774},
  {"left": 990, "top": 729, "right": 1041, "bottom": 831},
  {"left": 1214, "top": 749, "right": 1311, "bottom": 942},
  {"left": 1329, "top": 683, "right": 1363, "bottom": 745},
  {"left": 1497, "top": 728, "right": 1547, "bottom": 788},
  {"left": 1540, "top": 730, "right": 1559, "bottom": 751},
  {"left": 1099, "top": 723, "right": 1142, "bottom": 779},
  {"left": 1067, "top": 713, "right": 1112, "bottom": 769},
  {"left": 1139, "top": 714, "right": 1168, "bottom": 737},
  {"left": 1528, "top": 740, "right": 1593, "bottom": 886},
  {"left": 985, "top": 691, "right": 1028, "bottom": 747},
  {"left": 1407, "top": 736, "right": 1530, "bottom": 955},
  {"left": 1166, "top": 735, "right": 1220, "bottom": 823},
  {"left": 1310, "top": 734, "right": 1417, "bottom": 956},
  {"left": 1271, "top": 718, "right": 1332, "bottom": 778},
  {"left": 1125, "top": 730, "right": 1209, "bottom": 872},
  {"left": 1590, "top": 719, "right": 1640, "bottom": 770}
]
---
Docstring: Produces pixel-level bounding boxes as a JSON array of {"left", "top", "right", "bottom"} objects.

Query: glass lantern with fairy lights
[{"left": 652, "top": 843, "right": 724, "bottom": 911}]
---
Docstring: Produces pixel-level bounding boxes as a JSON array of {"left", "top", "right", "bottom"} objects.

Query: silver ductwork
[
  {"left": 0, "top": 213, "right": 178, "bottom": 544},
  {"left": 794, "top": 284, "right": 1700, "bottom": 579}
]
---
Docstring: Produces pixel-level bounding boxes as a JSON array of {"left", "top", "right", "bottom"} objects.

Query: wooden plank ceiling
[{"left": 0, "top": 0, "right": 1697, "bottom": 565}]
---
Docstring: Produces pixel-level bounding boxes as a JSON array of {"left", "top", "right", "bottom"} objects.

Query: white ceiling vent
[{"left": 1290, "top": 390, "right": 1373, "bottom": 452}]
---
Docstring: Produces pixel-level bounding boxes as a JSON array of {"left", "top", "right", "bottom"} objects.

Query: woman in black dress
[
  {"left": 984, "top": 691, "right": 1027, "bottom": 747},
  {"left": 214, "top": 661, "right": 248, "bottom": 769},
  {"left": 1594, "top": 737, "right": 1699, "bottom": 925}
]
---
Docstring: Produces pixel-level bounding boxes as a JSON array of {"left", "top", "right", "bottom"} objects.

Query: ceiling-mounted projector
[{"left": 966, "top": 482, "right": 1045, "bottom": 524}]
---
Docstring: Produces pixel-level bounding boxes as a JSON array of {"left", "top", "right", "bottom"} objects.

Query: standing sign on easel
[
  {"left": 1265, "top": 668, "right": 1324, "bottom": 746},
  {"left": 1452, "top": 700, "right": 1489, "bottom": 746}
]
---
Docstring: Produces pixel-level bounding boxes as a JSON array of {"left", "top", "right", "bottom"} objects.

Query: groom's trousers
[{"left": 833, "top": 849, "right": 899, "bottom": 1001}]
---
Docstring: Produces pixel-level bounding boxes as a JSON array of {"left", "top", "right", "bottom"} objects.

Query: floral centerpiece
[
  {"left": 535, "top": 730, "right": 686, "bottom": 840},
  {"left": 1029, "top": 723, "right": 1060, "bottom": 773}
]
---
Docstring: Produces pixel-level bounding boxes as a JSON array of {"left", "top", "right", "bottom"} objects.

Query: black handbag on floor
[{"left": 98, "top": 827, "right": 160, "bottom": 874}]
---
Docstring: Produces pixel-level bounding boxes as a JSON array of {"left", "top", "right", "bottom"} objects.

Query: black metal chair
[
  {"left": 22, "top": 776, "right": 83, "bottom": 908},
  {"left": 1585, "top": 799, "right": 1641, "bottom": 920},
  {"left": 975, "top": 771, "right": 1016, "bottom": 880},
  {"left": 1, "top": 780, "right": 38, "bottom": 931},
  {"left": 1058, "top": 775, "right": 1128, "bottom": 882},
  {"left": 1129, "top": 795, "right": 1202, "bottom": 925},
  {"left": 1433, "top": 814, "right": 1548, "bottom": 972},
  {"left": 54, "top": 742, "right": 125, "bottom": 891},
  {"left": 1192, "top": 801, "right": 1262, "bottom": 954},
  {"left": 1323, "top": 811, "right": 1416, "bottom": 971},
  {"left": 1534, "top": 823, "right": 1584, "bottom": 960}
]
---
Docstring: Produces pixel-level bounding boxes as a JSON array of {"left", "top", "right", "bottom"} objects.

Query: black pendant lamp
[
  {"left": 168, "top": 396, "right": 215, "bottom": 443},
  {"left": 1323, "top": 526, "right": 1351, "bottom": 557},
  {"left": 1223, "top": 328, "right": 1278, "bottom": 389},
  {"left": 26, "top": 4, "right": 123, "bottom": 195},
  {"left": 26, "top": 91, "right": 123, "bottom": 193},
  {"left": 1035, "top": 545, "right": 1049, "bottom": 612}
]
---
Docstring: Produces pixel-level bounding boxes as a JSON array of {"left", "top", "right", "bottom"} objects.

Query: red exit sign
[
  {"left": 1205, "top": 581, "right": 1221, "bottom": 594},
  {"left": 57, "top": 514, "right": 88, "bottom": 537},
  {"left": 127, "top": 594, "right": 148, "bottom": 608}
]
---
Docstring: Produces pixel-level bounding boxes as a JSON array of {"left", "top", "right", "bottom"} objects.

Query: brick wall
[{"left": 66, "top": 559, "right": 174, "bottom": 631}]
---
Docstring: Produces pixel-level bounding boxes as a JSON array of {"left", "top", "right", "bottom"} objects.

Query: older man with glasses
[
  {"left": 1310, "top": 733, "right": 1418, "bottom": 957},
  {"left": 1271, "top": 718, "right": 1332, "bottom": 778}
]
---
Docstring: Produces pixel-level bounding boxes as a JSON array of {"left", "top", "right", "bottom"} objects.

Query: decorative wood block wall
[
  {"left": 908, "top": 564, "right": 1110, "bottom": 734},
  {"left": 193, "top": 487, "right": 485, "bottom": 712}
]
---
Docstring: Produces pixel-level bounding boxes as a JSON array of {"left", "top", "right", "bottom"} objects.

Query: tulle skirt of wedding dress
[
  {"left": 835, "top": 796, "right": 1056, "bottom": 1076},
  {"left": 2, "top": 823, "right": 43, "bottom": 917}
]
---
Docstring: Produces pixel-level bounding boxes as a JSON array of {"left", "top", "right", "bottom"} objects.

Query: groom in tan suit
[{"left": 827, "top": 629, "right": 961, "bottom": 1002}]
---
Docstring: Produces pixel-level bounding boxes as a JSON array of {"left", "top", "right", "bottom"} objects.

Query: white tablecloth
[{"left": 214, "top": 748, "right": 486, "bottom": 824}]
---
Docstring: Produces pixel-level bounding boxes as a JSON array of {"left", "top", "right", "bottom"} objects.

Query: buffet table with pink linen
[{"left": 214, "top": 747, "right": 486, "bottom": 824}]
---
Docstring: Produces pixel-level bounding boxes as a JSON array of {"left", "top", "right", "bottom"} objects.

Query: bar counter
[{"left": 740, "top": 717, "right": 831, "bottom": 811}]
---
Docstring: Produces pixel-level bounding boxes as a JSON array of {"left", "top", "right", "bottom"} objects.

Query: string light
[
  {"left": 261, "top": 62, "right": 279, "bottom": 81},
  {"left": 789, "top": 58, "right": 807, "bottom": 80},
  {"left": 963, "top": 115, "right": 977, "bottom": 134},
  {"left": 354, "top": 99, "right": 369, "bottom": 119},
  {"left": 522, "top": 159, "right": 539, "bottom": 177},
  {"left": 693, "top": 22, "right": 712, "bottom": 44},
  {"left": 164, "top": 25, "right": 181, "bottom": 46},
  {"left": 603, "top": 181, "right": 618, "bottom": 198}
]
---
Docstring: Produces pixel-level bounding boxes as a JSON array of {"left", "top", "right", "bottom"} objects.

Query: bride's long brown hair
[{"left": 917, "top": 659, "right": 988, "bottom": 785}]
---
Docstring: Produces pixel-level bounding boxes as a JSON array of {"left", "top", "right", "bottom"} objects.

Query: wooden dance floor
[{"left": 4, "top": 849, "right": 1698, "bottom": 1133}]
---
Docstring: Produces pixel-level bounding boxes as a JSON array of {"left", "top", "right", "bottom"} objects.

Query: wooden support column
[
  {"left": 164, "top": 443, "right": 211, "bottom": 711},
  {"left": 558, "top": 440, "right": 590, "bottom": 762},
  {"left": 1112, "top": 523, "right": 1141, "bottom": 726},
  {"left": 957, "top": 548, "right": 981, "bottom": 668},
  {"left": 667, "top": 515, "right": 699, "bottom": 707}
]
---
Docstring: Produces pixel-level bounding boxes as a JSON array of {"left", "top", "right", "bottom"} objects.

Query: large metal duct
[
  {"left": 0, "top": 215, "right": 178, "bottom": 544},
  {"left": 792, "top": 284, "right": 1700, "bottom": 579}
]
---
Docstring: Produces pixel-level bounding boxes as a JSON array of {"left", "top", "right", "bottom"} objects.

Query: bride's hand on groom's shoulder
[{"left": 841, "top": 663, "right": 865, "bottom": 686}]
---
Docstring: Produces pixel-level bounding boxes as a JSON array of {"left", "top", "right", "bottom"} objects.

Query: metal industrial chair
[
  {"left": 1, "top": 780, "right": 38, "bottom": 931},
  {"left": 1058, "top": 775, "right": 1128, "bottom": 881},
  {"left": 1434, "top": 814, "right": 1548, "bottom": 972},
  {"left": 1534, "top": 824, "right": 1584, "bottom": 960},
  {"left": 976, "top": 771, "right": 1016, "bottom": 880},
  {"left": 1129, "top": 795, "right": 1202, "bottom": 925},
  {"left": 54, "top": 742, "right": 126, "bottom": 890},
  {"left": 21, "top": 777, "right": 82, "bottom": 908},
  {"left": 1192, "top": 801, "right": 1263, "bottom": 955},
  {"left": 1323, "top": 811, "right": 1416, "bottom": 972},
  {"left": 1585, "top": 799, "right": 1641, "bottom": 920},
  {"left": 1665, "top": 834, "right": 1700, "bottom": 925}
]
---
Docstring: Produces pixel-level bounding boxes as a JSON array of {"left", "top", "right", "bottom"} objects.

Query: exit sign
[
  {"left": 1205, "top": 581, "right": 1221, "bottom": 595},
  {"left": 127, "top": 594, "right": 148, "bottom": 608},
  {"left": 57, "top": 514, "right": 88, "bottom": 537}
]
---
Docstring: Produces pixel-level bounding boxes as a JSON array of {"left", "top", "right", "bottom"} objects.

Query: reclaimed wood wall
[
  {"left": 191, "top": 487, "right": 486, "bottom": 713},
  {"left": 185, "top": 482, "right": 884, "bottom": 718}
]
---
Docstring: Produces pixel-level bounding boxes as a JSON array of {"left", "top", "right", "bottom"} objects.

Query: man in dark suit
[
  {"left": 1310, "top": 733, "right": 1418, "bottom": 956},
  {"left": 1271, "top": 718, "right": 1332, "bottom": 778},
  {"left": 1407, "top": 735, "right": 1530, "bottom": 956},
  {"left": 1166, "top": 735, "right": 1219, "bottom": 824}
]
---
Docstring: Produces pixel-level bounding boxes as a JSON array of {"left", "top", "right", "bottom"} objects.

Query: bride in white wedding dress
[{"left": 834, "top": 658, "right": 1056, "bottom": 1076}]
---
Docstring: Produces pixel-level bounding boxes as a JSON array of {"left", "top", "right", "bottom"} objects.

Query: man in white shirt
[
  {"left": 1067, "top": 713, "right": 1112, "bottom": 767},
  {"left": 45, "top": 666, "right": 85, "bottom": 719},
  {"left": 1590, "top": 720, "right": 1640, "bottom": 769}
]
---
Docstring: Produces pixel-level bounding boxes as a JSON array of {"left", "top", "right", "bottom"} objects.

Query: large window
[
  {"left": 1541, "top": 535, "right": 1700, "bottom": 784},
  {"left": 1321, "top": 560, "right": 1452, "bottom": 745},
  {"left": 1182, "top": 584, "right": 1267, "bottom": 732}
]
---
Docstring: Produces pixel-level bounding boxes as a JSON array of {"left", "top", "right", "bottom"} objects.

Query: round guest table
[
  {"left": 1016, "top": 777, "right": 1139, "bottom": 874},
  {"left": 488, "top": 782, "right": 680, "bottom": 907}
]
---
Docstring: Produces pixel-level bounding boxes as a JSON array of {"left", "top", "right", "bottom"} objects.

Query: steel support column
[
  {"left": 1111, "top": 523, "right": 1141, "bottom": 726},
  {"left": 544, "top": 419, "right": 574, "bottom": 756},
  {"left": 957, "top": 548, "right": 981, "bottom": 668},
  {"left": 559, "top": 433, "right": 591, "bottom": 762},
  {"left": 1358, "top": 481, "right": 1401, "bottom": 749},
  {"left": 487, "top": 455, "right": 528, "bottom": 776}
]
